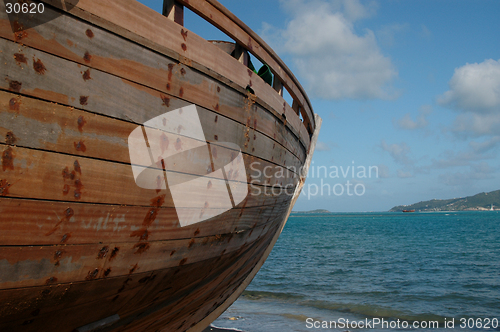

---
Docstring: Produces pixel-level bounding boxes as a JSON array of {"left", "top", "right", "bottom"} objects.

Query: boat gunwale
[{"left": 175, "top": 0, "right": 316, "bottom": 134}]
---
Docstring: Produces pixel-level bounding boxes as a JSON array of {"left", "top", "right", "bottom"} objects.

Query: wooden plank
[
  {"left": 0, "top": 145, "right": 295, "bottom": 206},
  {"left": 0, "top": 195, "right": 291, "bottom": 245},
  {"left": 0, "top": 37, "right": 305, "bottom": 169},
  {"left": 34, "top": 0, "right": 311, "bottom": 149},
  {"left": 0, "top": 217, "right": 276, "bottom": 288}
]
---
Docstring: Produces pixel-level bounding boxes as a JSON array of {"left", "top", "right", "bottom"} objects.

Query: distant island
[
  {"left": 291, "top": 209, "right": 330, "bottom": 214},
  {"left": 390, "top": 189, "right": 500, "bottom": 212}
]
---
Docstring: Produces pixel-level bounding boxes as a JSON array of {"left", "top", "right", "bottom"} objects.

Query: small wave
[
  {"left": 241, "top": 290, "right": 305, "bottom": 301},
  {"left": 280, "top": 313, "right": 311, "bottom": 322}
]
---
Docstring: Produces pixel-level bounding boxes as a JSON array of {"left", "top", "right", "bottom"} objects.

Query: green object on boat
[
  {"left": 247, "top": 58, "right": 273, "bottom": 86},
  {"left": 257, "top": 64, "right": 273, "bottom": 86}
]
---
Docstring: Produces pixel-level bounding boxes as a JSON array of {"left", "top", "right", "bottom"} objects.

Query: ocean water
[{"left": 210, "top": 212, "right": 500, "bottom": 331}]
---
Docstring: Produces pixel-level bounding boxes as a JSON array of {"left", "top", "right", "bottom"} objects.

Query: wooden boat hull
[{"left": 0, "top": 0, "right": 320, "bottom": 331}]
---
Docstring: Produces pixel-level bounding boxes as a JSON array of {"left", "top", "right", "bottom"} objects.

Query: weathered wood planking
[
  {"left": 0, "top": 6, "right": 307, "bottom": 161},
  {"left": 0, "top": 91, "right": 301, "bottom": 187},
  {"left": 111, "top": 224, "right": 278, "bottom": 332},
  {"left": 0, "top": 229, "right": 275, "bottom": 331},
  {"left": 0, "top": 144, "right": 294, "bottom": 208},
  {"left": 37, "top": 0, "right": 312, "bottom": 148},
  {"left": 0, "top": 196, "right": 290, "bottom": 245},
  {"left": 0, "top": 38, "right": 303, "bottom": 171},
  {"left": 176, "top": 0, "right": 315, "bottom": 131},
  {"left": 0, "top": 216, "right": 277, "bottom": 289}
]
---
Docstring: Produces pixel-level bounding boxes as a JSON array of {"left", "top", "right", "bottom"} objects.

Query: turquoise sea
[{"left": 211, "top": 212, "right": 500, "bottom": 331}]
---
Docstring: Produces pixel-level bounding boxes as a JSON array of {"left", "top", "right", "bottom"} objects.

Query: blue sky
[{"left": 139, "top": 0, "right": 500, "bottom": 212}]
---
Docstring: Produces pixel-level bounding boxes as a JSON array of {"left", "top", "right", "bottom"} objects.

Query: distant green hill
[
  {"left": 390, "top": 190, "right": 500, "bottom": 212},
  {"left": 291, "top": 209, "right": 330, "bottom": 214}
]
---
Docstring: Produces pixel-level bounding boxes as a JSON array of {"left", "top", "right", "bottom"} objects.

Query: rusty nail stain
[
  {"left": 74, "top": 160, "right": 81, "bottom": 174},
  {"left": 45, "top": 277, "right": 58, "bottom": 285},
  {"left": 5, "top": 131, "right": 17, "bottom": 145},
  {"left": 97, "top": 246, "right": 109, "bottom": 259},
  {"left": 129, "top": 264, "right": 138, "bottom": 274},
  {"left": 74, "top": 141, "right": 87, "bottom": 152},
  {"left": 175, "top": 138, "right": 182, "bottom": 150},
  {"left": 170, "top": 250, "right": 176, "bottom": 256},
  {"left": 179, "top": 258, "right": 187, "bottom": 266},
  {"left": 77, "top": 115, "right": 86, "bottom": 132},
  {"left": 79, "top": 96, "right": 89, "bottom": 105},
  {"left": 8, "top": 98, "right": 19, "bottom": 111},
  {"left": 13, "top": 21, "right": 28, "bottom": 41},
  {"left": 181, "top": 29, "right": 188, "bottom": 41},
  {"left": 215, "top": 103, "right": 219, "bottom": 111},
  {"left": 85, "top": 268, "right": 99, "bottom": 280},
  {"left": 14, "top": 53, "right": 27, "bottom": 64},
  {"left": 180, "top": 68, "right": 186, "bottom": 75},
  {"left": 82, "top": 69, "right": 91, "bottom": 81},
  {"left": 179, "top": 87, "right": 184, "bottom": 97},
  {"left": 166, "top": 83, "right": 171, "bottom": 90},
  {"left": 33, "top": 58, "right": 46, "bottom": 74},
  {"left": 247, "top": 69, "right": 253, "bottom": 77},
  {"left": 214, "top": 115, "right": 218, "bottom": 123},
  {"left": 85, "top": 29, "right": 94, "bottom": 38},
  {"left": 112, "top": 295, "right": 119, "bottom": 301},
  {"left": 8, "top": 80, "right": 22, "bottom": 93},
  {"left": 217, "top": 86, "right": 221, "bottom": 93},
  {"left": 181, "top": 43, "right": 187, "bottom": 51},
  {"left": 161, "top": 94, "right": 170, "bottom": 107},
  {"left": 62, "top": 184, "right": 70, "bottom": 195},
  {"left": 188, "top": 238, "right": 195, "bottom": 249},
  {"left": 54, "top": 250, "right": 63, "bottom": 260},
  {"left": 110, "top": 247, "right": 119, "bottom": 260},
  {"left": 167, "top": 63, "right": 173, "bottom": 81},
  {"left": 74, "top": 189, "right": 82, "bottom": 200},
  {"left": 83, "top": 51, "right": 92, "bottom": 62},
  {"left": 130, "top": 228, "right": 149, "bottom": 241},
  {"left": 214, "top": 135, "right": 218, "bottom": 140},
  {"left": 1, "top": 180, "right": 15, "bottom": 195},
  {"left": 1, "top": 147, "right": 14, "bottom": 171}
]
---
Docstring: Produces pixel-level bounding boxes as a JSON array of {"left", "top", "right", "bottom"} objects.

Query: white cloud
[
  {"left": 397, "top": 169, "right": 413, "bottom": 178},
  {"left": 263, "top": 0, "right": 397, "bottom": 100},
  {"left": 438, "top": 59, "right": 500, "bottom": 113},
  {"left": 377, "top": 164, "right": 390, "bottom": 178},
  {"left": 395, "top": 105, "right": 432, "bottom": 130},
  {"left": 315, "top": 141, "right": 334, "bottom": 151},
  {"left": 452, "top": 112, "right": 500, "bottom": 137},
  {"left": 438, "top": 162, "right": 495, "bottom": 186},
  {"left": 380, "top": 140, "right": 413, "bottom": 165}
]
